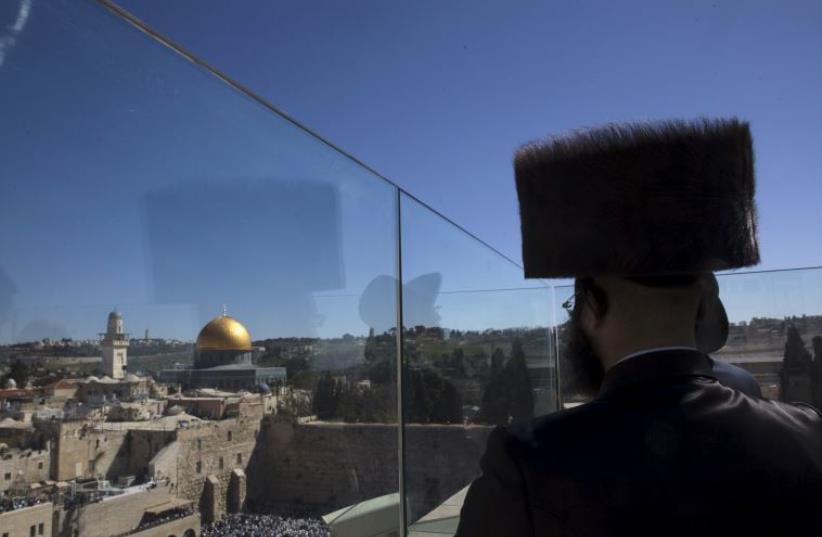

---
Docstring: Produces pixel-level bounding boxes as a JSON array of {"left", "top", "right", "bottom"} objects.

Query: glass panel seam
[{"left": 395, "top": 188, "right": 408, "bottom": 536}]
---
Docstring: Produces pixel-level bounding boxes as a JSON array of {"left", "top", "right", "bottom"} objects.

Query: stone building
[
  {"left": 0, "top": 444, "right": 50, "bottom": 494},
  {"left": 159, "top": 314, "right": 285, "bottom": 391},
  {"left": 59, "top": 481, "right": 199, "bottom": 537},
  {"left": 0, "top": 419, "right": 35, "bottom": 450},
  {"left": 100, "top": 310, "right": 129, "bottom": 379},
  {"left": 75, "top": 374, "right": 153, "bottom": 405},
  {"left": 1, "top": 483, "right": 200, "bottom": 537},
  {"left": 0, "top": 389, "right": 42, "bottom": 423},
  {"left": 42, "top": 379, "right": 81, "bottom": 402},
  {"left": 148, "top": 401, "right": 266, "bottom": 523},
  {"left": 0, "top": 501, "right": 52, "bottom": 537}
]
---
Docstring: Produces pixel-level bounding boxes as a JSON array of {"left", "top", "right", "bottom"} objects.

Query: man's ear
[
  {"left": 586, "top": 281, "right": 609, "bottom": 320},
  {"left": 579, "top": 283, "right": 608, "bottom": 331}
]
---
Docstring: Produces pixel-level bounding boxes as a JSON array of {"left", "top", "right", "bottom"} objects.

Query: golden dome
[{"left": 196, "top": 315, "right": 253, "bottom": 351}]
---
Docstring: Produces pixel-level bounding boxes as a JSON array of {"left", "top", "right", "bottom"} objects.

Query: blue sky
[
  {"left": 115, "top": 0, "right": 822, "bottom": 271},
  {"left": 0, "top": 0, "right": 820, "bottom": 343}
]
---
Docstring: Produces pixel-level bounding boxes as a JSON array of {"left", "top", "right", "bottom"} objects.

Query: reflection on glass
[
  {"left": 713, "top": 268, "right": 822, "bottom": 403},
  {"left": 1, "top": 0, "right": 398, "bottom": 535},
  {"left": 400, "top": 194, "right": 555, "bottom": 532}
]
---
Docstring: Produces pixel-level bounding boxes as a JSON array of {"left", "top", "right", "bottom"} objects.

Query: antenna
[{"left": 221, "top": 304, "right": 228, "bottom": 316}]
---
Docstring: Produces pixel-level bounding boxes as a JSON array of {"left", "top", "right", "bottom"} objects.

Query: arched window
[{"left": 183, "top": 530, "right": 196, "bottom": 537}]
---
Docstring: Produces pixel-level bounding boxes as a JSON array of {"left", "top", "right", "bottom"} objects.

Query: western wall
[{"left": 247, "top": 419, "right": 493, "bottom": 519}]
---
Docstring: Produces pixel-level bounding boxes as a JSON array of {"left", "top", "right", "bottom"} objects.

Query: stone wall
[
  {"left": 121, "top": 429, "right": 178, "bottom": 479},
  {"left": 249, "top": 420, "right": 397, "bottom": 512},
  {"left": 404, "top": 424, "right": 492, "bottom": 519},
  {"left": 0, "top": 425, "right": 37, "bottom": 449},
  {"left": 49, "top": 422, "right": 129, "bottom": 481},
  {"left": 172, "top": 416, "right": 262, "bottom": 520},
  {"left": 248, "top": 420, "right": 493, "bottom": 519},
  {"left": 0, "top": 502, "right": 52, "bottom": 537},
  {"left": 0, "top": 447, "right": 50, "bottom": 493},
  {"left": 148, "top": 440, "right": 180, "bottom": 484},
  {"left": 73, "top": 482, "right": 177, "bottom": 537},
  {"left": 44, "top": 422, "right": 177, "bottom": 483},
  {"left": 129, "top": 513, "right": 200, "bottom": 537},
  {"left": 36, "top": 409, "right": 491, "bottom": 527}
]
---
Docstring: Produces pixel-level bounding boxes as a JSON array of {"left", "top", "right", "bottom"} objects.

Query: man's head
[
  {"left": 562, "top": 275, "right": 711, "bottom": 396},
  {"left": 578, "top": 275, "right": 701, "bottom": 363},
  {"left": 514, "top": 119, "right": 758, "bottom": 395}
]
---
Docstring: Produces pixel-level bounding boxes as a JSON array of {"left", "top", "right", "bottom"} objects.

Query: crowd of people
[
  {"left": 134, "top": 505, "right": 196, "bottom": 531},
  {"left": 0, "top": 495, "right": 42, "bottom": 514},
  {"left": 201, "top": 514, "right": 329, "bottom": 537}
]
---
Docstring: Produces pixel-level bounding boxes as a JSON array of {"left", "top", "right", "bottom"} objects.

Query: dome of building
[{"left": 196, "top": 314, "right": 253, "bottom": 351}]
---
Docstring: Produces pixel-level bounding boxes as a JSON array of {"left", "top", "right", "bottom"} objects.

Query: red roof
[{"left": 44, "top": 379, "right": 82, "bottom": 390}]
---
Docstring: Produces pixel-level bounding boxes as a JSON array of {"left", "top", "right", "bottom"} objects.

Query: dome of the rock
[{"left": 196, "top": 314, "right": 253, "bottom": 351}]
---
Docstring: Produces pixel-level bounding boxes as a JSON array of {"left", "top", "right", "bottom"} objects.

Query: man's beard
[{"left": 560, "top": 315, "right": 605, "bottom": 401}]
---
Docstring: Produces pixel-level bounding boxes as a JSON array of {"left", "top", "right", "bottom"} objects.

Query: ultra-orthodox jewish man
[{"left": 455, "top": 119, "right": 822, "bottom": 537}]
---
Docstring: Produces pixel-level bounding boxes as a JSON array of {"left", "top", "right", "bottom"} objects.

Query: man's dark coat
[{"left": 455, "top": 349, "right": 822, "bottom": 536}]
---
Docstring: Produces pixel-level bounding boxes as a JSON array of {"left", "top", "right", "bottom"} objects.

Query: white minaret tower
[{"left": 100, "top": 309, "right": 129, "bottom": 379}]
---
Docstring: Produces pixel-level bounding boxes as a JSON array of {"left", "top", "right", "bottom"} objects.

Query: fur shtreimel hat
[{"left": 515, "top": 118, "right": 760, "bottom": 279}]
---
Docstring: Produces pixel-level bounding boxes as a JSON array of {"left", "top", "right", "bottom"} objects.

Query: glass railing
[
  {"left": 0, "top": 1, "right": 553, "bottom": 536},
  {"left": 2, "top": 1, "right": 821, "bottom": 537},
  {"left": 712, "top": 267, "right": 822, "bottom": 403},
  {"left": 399, "top": 193, "right": 553, "bottom": 534},
  {"left": 1, "top": 0, "right": 405, "bottom": 534}
]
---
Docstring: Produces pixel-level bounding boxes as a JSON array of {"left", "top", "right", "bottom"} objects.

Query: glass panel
[
  {"left": 0, "top": 0, "right": 398, "bottom": 534},
  {"left": 555, "top": 267, "right": 822, "bottom": 407},
  {"left": 399, "top": 193, "right": 555, "bottom": 533},
  {"left": 714, "top": 267, "right": 822, "bottom": 403},
  {"left": 553, "top": 283, "right": 585, "bottom": 409}
]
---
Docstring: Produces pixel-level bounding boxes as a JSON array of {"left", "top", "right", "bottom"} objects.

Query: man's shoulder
[
  {"left": 501, "top": 392, "right": 822, "bottom": 456},
  {"left": 754, "top": 398, "right": 822, "bottom": 430},
  {"left": 500, "top": 400, "right": 613, "bottom": 451},
  {"left": 530, "top": 399, "right": 608, "bottom": 432}
]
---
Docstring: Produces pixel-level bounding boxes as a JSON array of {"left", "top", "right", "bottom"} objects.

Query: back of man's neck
[{"left": 599, "top": 337, "right": 698, "bottom": 371}]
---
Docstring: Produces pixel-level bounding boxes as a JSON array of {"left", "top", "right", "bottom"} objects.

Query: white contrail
[{"left": 0, "top": 0, "right": 33, "bottom": 68}]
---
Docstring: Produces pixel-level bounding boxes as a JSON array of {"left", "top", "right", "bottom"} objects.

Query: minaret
[{"left": 100, "top": 309, "right": 129, "bottom": 379}]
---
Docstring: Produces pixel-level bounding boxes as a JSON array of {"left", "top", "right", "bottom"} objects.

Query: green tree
[
  {"left": 478, "top": 341, "right": 534, "bottom": 425},
  {"left": 312, "top": 373, "right": 339, "bottom": 419},
  {"left": 784, "top": 325, "right": 812, "bottom": 371},
  {"left": 367, "top": 358, "right": 393, "bottom": 385},
  {"left": 811, "top": 335, "right": 822, "bottom": 365},
  {"left": 431, "top": 380, "right": 463, "bottom": 424},
  {"left": 451, "top": 348, "right": 466, "bottom": 377},
  {"left": 7, "top": 359, "right": 30, "bottom": 387},
  {"left": 405, "top": 367, "right": 462, "bottom": 423},
  {"left": 408, "top": 369, "right": 431, "bottom": 423},
  {"left": 478, "top": 373, "right": 510, "bottom": 425},
  {"left": 490, "top": 348, "right": 505, "bottom": 373},
  {"left": 508, "top": 341, "right": 534, "bottom": 422}
]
